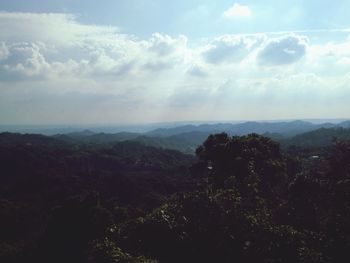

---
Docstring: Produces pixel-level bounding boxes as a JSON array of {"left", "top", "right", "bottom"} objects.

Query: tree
[
  {"left": 196, "top": 133, "right": 286, "bottom": 199},
  {"left": 42, "top": 192, "right": 114, "bottom": 263}
]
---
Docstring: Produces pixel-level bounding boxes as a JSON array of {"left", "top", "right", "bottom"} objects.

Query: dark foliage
[{"left": 0, "top": 131, "right": 350, "bottom": 262}]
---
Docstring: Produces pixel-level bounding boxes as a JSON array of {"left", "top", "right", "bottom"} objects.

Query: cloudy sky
[{"left": 1, "top": 0, "right": 350, "bottom": 124}]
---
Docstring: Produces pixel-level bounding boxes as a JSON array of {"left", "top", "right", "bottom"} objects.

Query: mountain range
[{"left": 46, "top": 120, "right": 350, "bottom": 153}]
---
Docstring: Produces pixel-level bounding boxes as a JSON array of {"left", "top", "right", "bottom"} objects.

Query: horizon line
[{"left": 0, "top": 117, "right": 349, "bottom": 127}]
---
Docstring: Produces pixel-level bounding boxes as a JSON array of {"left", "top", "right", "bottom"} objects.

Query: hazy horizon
[
  {"left": 1, "top": 1, "right": 350, "bottom": 124},
  {"left": 1, "top": 118, "right": 349, "bottom": 135},
  {"left": 1, "top": 117, "right": 349, "bottom": 126}
]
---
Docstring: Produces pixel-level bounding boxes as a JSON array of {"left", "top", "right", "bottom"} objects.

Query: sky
[{"left": 1, "top": 0, "right": 350, "bottom": 124}]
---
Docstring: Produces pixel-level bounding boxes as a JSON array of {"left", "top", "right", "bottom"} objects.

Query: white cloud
[
  {"left": 0, "top": 42, "right": 9, "bottom": 60},
  {"left": 223, "top": 3, "right": 252, "bottom": 19},
  {"left": 0, "top": 42, "right": 51, "bottom": 81},
  {"left": 337, "top": 57, "right": 350, "bottom": 65},
  {"left": 305, "top": 39, "right": 350, "bottom": 74},
  {"left": 140, "top": 33, "right": 189, "bottom": 73},
  {"left": 0, "top": 12, "right": 119, "bottom": 46},
  {"left": 0, "top": 13, "right": 194, "bottom": 82},
  {"left": 0, "top": 11, "right": 350, "bottom": 123},
  {"left": 146, "top": 33, "right": 187, "bottom": 57}
]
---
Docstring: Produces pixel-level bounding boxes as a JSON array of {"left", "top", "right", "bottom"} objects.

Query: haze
[{"left": 1, "top": 0, "right": 350, "bottom": 124}]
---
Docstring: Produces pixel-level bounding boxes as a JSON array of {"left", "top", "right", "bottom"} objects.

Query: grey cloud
[
  {"left": 203, "top": 35, "right": 262, "bottom": 64},
  {"left": 113, "top": 61, "right": 135, "bottom": 76},
  {"left": 97, "top": 61, "right": 135, "bottom": 78},
  {"left": 257, "top": 35, "right": 307, "bottom": 66},
  {"left": 187, "top": 65, "right": 208, "bottom": 77},
  {"left": 142, "top": 61, "right": 173, "bottom": 71}
]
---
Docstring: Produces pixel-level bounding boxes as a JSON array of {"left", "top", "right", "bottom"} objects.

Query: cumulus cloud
[
  {"left": 140, "top": 33, "right": 189, "bottom": 72},
  {"left": 146, "top": 33, "right": 187, "bottom": 57},
  {"left": 223, "top": 3, "right": 252, "bottom": 19},
  {"left": 257, "top": 35, "right": 308, "bottom": 66},
  {"left": 0, "top": 13, "right": 193, "bottom": 81},
  {"left": 1, "top": 11, "right": 350, "bottom": 123},
  {"left": 0, "top": 12, "right": 136, "bottom": 81},
  {"left": 0, "top": 42, "right": 50, "bottom": 81},
  {"left": 202, "top": 35, "right": 262, "bottom": 64}
]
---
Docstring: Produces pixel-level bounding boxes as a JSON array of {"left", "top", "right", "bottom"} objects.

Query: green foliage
[
  {"left": 282, "top": 127, "right": 350, "bottom": 148},
  {"left": 90, "top": 238, "right": 158, "bottom": 263}
]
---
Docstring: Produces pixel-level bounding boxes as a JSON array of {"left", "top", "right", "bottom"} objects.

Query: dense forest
[{"left": 1, "top": 128, "right": 350, "bottom": 262}]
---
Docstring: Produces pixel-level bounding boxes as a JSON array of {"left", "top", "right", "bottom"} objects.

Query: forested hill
[
  {"left": 0, "top": 132, "right": 196, "bottom": 170},
  {"left": 145, "top": 120, "right": 348, "bottom": 137},
  {"left": 54, "top": 130, "right": 209, "bottom": 154},
  {"left": 1, "top": 131, "right": 350, "bottom": 262},
  {"left": 50, "top": 124, "right": 350, "bottom": 154},
  {"left": 280, "top": 127, "right": 350, "bottom": 148},
  {"left": 1, "top": 126, "right": 350, "bottom": 263},
  {"left": 54, "top": 131, "right": 140, "bottom": 144},
  {"left": 2, "top": 120, "right": 348, "bottom": 154},
  {"left": 0, "top": 132, "right": 68, "bottom": 147},
  {"left": 0, "top": 132, "right": 197, "bottom": 262}
]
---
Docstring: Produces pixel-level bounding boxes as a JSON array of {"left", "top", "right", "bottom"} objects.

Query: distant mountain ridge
[
  {"left": 280, "top": 127, "right": 350, "bottom": 148},
  {"left": 3, "top": 120, "right": 350, "bottom": 154},
  {"left": 50, "top": 120, "right": 349, "bottom": 153},
  {"left": 0, "top": 132, "right": 196, "bottom": 171},
  {"left": 146, "top": 120, "right": 349, "bottom": 137},
  {"left": 54, "top": 131, "right": 140, "bottom": 144}
]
